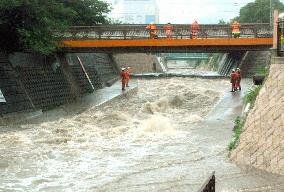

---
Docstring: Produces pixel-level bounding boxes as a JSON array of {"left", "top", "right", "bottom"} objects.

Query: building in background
[{"left": 107, "top": 0, "right": 159, "bottom": 24}]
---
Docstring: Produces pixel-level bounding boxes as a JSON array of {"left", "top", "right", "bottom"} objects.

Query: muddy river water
[{"left": 0, "top": 78, "right": 283, "bottom": 192}]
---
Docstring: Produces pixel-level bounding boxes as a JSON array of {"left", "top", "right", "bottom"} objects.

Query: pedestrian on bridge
[
  {"left": 231, "top": 21, "right": 241, "bottom": 38},
  {"left": 230, "top": 69, "right": 238, "bottom": 92},
  {"left": 191, "top": 20, "right": 200, "bottom": 39},
  {"left": 163, "top": 22, "right": 174, "bottom": 39},
  {"left": 146, "top": 22, "right": 158, "bottom": 39},
  {"left": 120, "top": 68, "right": 127, "bottom": 91}
]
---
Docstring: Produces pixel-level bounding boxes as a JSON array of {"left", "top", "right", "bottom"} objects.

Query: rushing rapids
[{"left": 1, "top": 77, "right": 283, "bottom": 192}]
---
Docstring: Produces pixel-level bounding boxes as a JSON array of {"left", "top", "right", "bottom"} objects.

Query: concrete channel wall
[
  {"left": 113, "top": 53, "right": 162, "bottom": 73},
  {"left": 0, "top": 53, "right": 34, "bottom": 115},
  {"left": 231, "top": 56, "right": 284, "bottom": 175},
  {"left": 0, "top": 52, "right": 119, "bottom": 116},
  {"left": 239, "top": 51, "right": 271, "bottom": 77}
]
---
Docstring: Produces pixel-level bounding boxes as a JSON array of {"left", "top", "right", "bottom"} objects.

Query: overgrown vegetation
[
  {"left": 244, "top": 85, "right": 262, "bottom": 106},
  {"left": 255, "top": 67, "right": 269, "bottom": 76},
  {"left": 229, "top": 85, "right": 263, "bottom": 151},
  {"left": 228, "top": 116, "right": 246, "bottom": 151},
  {"left": 0, "top": 0, "right": 111, "bottom": 55},
  {"left": 233, "top": 0, "right": 284, "bottom": 23}
]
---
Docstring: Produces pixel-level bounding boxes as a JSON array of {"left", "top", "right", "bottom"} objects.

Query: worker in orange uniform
[
  {"left": 191, "top": 20, "right": 200, "bottom": 39},
  {"left": 163, "top": 22, "right": 174, "bottom": 39},
  {"left": 230, "top": 69, "right": 238, "bottom": 92},
  {"left": 236, "top": 68, "right": 242, "bottom": 91},
  {"left": 125, "top": 67, "right": 131, "bottom": 87},
  {"left": 120, "top": 67, "right": 127, "bottom": 91},
  {"left": 146, "top": 22, "right": 158, "bottom": 39},
  {"left": 231, "top": 21, "right": 241, "bottom": 38}
]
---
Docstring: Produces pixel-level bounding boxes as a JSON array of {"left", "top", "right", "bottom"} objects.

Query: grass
[
  {"left": 229, "top": 85, "right": 262, "bottom": 151},
  {"left": 244, "top": 85, "right": 262, "bottom": 106},
  {"left": 255, "top": 67, "right": 268, "bottom": 76},
  {"left": 228, "top": 116, "right": 245, "bottom": 151}
]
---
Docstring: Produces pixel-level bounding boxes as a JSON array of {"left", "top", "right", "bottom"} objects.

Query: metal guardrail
[
  {"left": 198, "top": 171, "right": 215, "bottom": 192},
  {"left": 59, "top": 24, "right": 272, "bottom": 40}
]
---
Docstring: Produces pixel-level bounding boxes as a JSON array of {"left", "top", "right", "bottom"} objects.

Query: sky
[{"left": 106, "top": 0, "right": 284, "bottom": 24}]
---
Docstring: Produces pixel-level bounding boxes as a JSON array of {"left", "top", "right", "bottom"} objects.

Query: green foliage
[
  {"left": 228, "top": 116, "right": 245, "bottom": 151},
  {"left": 218, "top": 19, "right": 229, "bottom": 24},
  {"left": 244, "top": 86, "right": 262, "bottom": 106},
  {"left": 0, "top": 0, "right": 111, "bottom": 55},
  {"left": 61, "top": 0, "right": 111, "bottom": 25},
  {"left": 108, "top": 18, "right": 123, "bottom": 24},
  {"left": 255, "top": 67, "right": 269, "bottom": 76},
  {"left": 235, "top": 0, "right": 284, "bottom": 23}
]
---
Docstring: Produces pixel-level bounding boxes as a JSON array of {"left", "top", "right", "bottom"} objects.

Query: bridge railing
[{"left": 59, "top": 24, "right": 272, "bottom": 40}]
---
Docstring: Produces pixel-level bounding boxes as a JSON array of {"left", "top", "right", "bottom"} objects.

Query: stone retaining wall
[
  {"left": 113, "top": 53, "right": 162, "bottom": 73},
  {"left": 0, "top": 53, "right": 34, "bottom": 115},
  {"left": 0, "top": 52, "right": 118, "bottom": 115},
  {"left": 231, "top": 56, "right": 284, "bottom": 175},
  {"left": 239, "top": 51, "right": 271, "bottom": 77}
]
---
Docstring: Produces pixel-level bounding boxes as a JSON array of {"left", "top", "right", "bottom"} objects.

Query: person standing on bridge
[
  {"left": 231, "top": 21, "right": 241, "bottom": 38},
  {"left": 146, "top": 22, "right": 158, "bottom": 39},
  {"left": 230, "top": 69, "right": 238, "bottom": 92},
  {"left": 191, "top": 20, "right": 200, "bottom": 39},
  {"left": 125, "top": 67, "right": 131, "bottom": 87},
  {"left": 120, "top": 67, "right": 127, "bottom": 91},
  {"left": 163, "top": 22, "right": 174, "bottom": 39},
  {"left": 236, "top": 68, "right": 242, "bottom": 91}
]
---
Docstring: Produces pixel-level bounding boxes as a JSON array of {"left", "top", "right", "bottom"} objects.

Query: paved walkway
[
  {"left": 191, "top": 78, "right": 284, "bottom": 191},
  {"left": 14, "top": 80, "right": 138, "bottom": 124}
]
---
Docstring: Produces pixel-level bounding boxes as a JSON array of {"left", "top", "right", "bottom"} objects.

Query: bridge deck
[{"left": 60, "top": 38, "right": 272, "bottom": 48}]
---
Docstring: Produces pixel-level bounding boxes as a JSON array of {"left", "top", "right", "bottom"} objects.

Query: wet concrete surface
[
  {"left": 190, "top": 78, "right": 284, "bottom": 191},
  {"left": 22, "top": 80, "right": 138, "bottom": 125}
]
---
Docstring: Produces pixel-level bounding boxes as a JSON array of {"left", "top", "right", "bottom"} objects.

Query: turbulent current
[{"left": 1, "top": 78, "right": 282, "bottom": 192}]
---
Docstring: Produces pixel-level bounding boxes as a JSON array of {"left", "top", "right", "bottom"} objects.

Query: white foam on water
[
  {"left": 142, "top": 115, "right": 174, "bottom": 133},
  {"left": 0, "top": 77, "right": 230, "bottom": 191}
]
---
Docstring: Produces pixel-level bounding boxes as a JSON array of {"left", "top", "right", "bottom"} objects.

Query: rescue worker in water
[
  {"left": 235, "top": 68, "right": 242, "bottom": 91},
  {"left": 120, "top": 67, "right": 127, "bottom": 91},
  {"left": 230, "top": 69, "right": 238, "bottom": 92},
  {"left": 125, "top": 67, "right": 131, "bottom": 87}
]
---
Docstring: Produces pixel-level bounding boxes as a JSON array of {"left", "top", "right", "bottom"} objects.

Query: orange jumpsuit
[
  {"left": 231, "top": 21, "right": 240, "bottom": 38},
  {"left": 120, "top": 70, "right": 127, "bottom": 90},
  {"left": 236, "top": 71, "right": 241, "bottom": 90},
  {"left": 146, "top": 24, "right": 158, "bottom": 39},
  {"left": 230, "top": 71, "right": 238, "bottom": 91},
  {"left": 191, "top": 21, "right": 200, "bottom": 39},
  {"left": 163, "top": 24, "right": 173, "bottom": 39},
  {"left": 125, "top": 69, "right": 130, "bottom": 87}
]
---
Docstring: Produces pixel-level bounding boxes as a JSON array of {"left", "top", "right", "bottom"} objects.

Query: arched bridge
[{"left": 58, "top": 24, "right": 273, "bottom": 53}]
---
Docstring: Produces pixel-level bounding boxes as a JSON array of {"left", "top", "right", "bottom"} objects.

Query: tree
[
  {"left": 235, "top": 0, "right": 284, "bottom": 23},
  {"left": 0, "top": 0, "right": 111, "bottom": 55},
  {"left": 218, "top": 19, "right": 229, "bottom": 24},
  {"left": 60, "top": 0, "right": 111, "bottom": 25}
]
